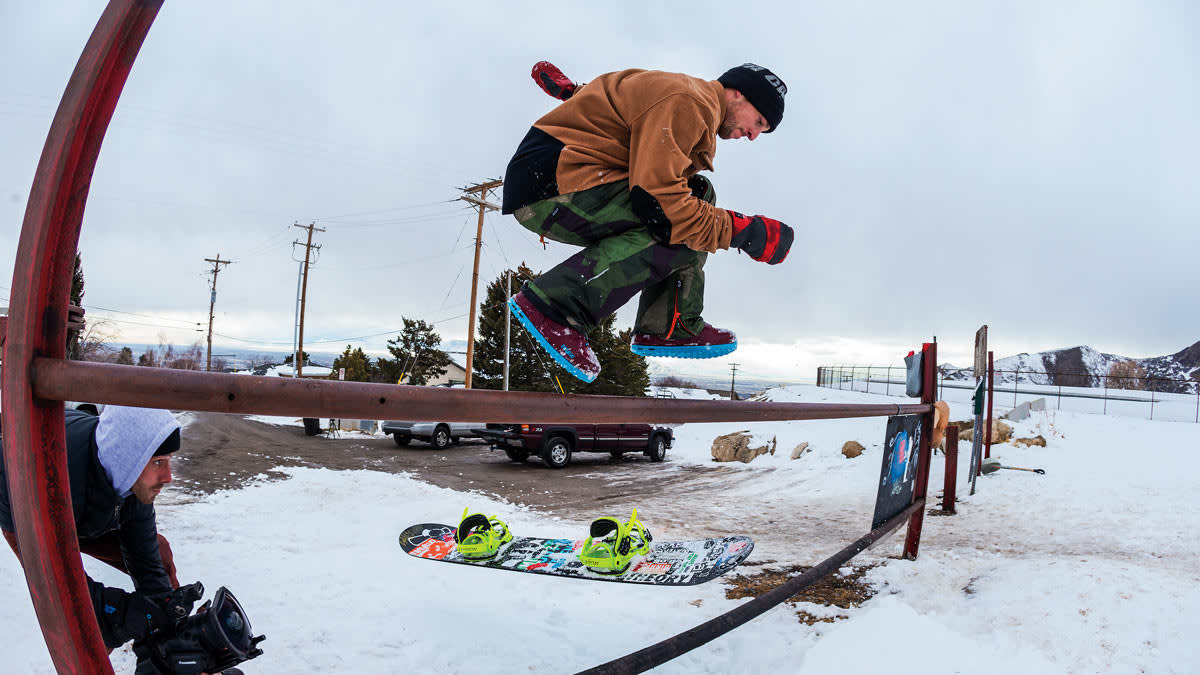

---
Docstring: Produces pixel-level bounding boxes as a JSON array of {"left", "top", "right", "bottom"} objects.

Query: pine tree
[
  {"left": 283, "top": 351, "right": 310, "bottom": 366},
  {"left": 378, "top": 318, "right": 452, "bottom": 386},
  {"left": 587, "top": 322, "right": 651, "bottom": 396},
  {"left": 331, "top": 345, "right": 373, "bottom": 382},
  {"left": 116, "top": 347, "right": 134, "bottom": 365},
  {"left": 471, "top": 264, "right": 649, "bottom": 396},
  {"left": 67, "top": 253, "right": 84, "bottom": 360}
]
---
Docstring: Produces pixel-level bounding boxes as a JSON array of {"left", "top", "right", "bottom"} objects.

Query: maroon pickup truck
[{"left": 473, "top": 423, "right": 673, "bottom": 469}]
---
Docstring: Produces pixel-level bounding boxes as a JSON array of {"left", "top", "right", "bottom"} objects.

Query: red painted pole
[
  {"left": 1, "top": 2, "right": 161, "bottom": 673},
  {"left": 34, "top": 358, "right": 932, "bottom": 424},
  {"left": 903, "top": 341, "right": 936, "bottom": 558},
  {"left": 942, "top": 426, "right": 958, "bottom": 514}
]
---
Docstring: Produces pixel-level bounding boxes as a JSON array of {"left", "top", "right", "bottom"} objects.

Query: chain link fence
[{"left": 817, "top": 365, "right": 1200, "bottom": 423}]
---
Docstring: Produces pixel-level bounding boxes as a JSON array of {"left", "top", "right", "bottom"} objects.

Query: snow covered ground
[{"left": 2, "top": 385, "right": 1199, "bottom": 673}]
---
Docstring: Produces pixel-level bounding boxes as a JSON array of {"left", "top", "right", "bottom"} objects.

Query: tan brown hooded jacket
[{"left": 506, "top": 68, "right": 734, "bottom": 253}]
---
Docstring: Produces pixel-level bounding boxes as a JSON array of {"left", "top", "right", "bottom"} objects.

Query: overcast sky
[{"left": 3, "top": 1, "right": 1197, "bottom": 383}]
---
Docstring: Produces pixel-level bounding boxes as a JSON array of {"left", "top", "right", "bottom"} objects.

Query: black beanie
[
  {"left": 717, "top": 63, "right": 787, "bottom": 133},
  {"left": 154, "top": 428, "right": 181, "bottom": 456}
]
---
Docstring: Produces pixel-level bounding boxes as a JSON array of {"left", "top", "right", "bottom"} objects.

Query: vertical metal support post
[
  {"left": 985, "top": 351, "right": 994, "bottom": 460},
  {"left": 903, "top": 341, "right": 936, "bottom": 559},
  {"left": 1150, "top": 378, "right": 1157, "bottom": 421},
  {"left": 942, "top": 425, "right": 958, "bottom": 514},
  {"left": 503, "top": 271, "right": 510, "bottom": 391},
  {"left": 1, "top": 2, "right": 161, "bottom": 673},
  {"left": 1103, "top": 374, "right": 1109, "bottom": 415}
]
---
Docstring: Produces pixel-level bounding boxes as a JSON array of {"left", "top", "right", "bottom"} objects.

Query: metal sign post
[{"left": 968, "top": 325, "right": 987, "bottom": 495}]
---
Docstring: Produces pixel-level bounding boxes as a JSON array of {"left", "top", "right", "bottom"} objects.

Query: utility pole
[
  {"left": 204, "top": 254, "right": 232, "bottom": 372},
  {"left": 729, "top": 362, "right": 740, "bottom": 400},
  {"left": 458, "top": 178, "right": 502, "bottom": 389},
  {"left": 292, "top": 222, "right": 324, "bottom": 377},
  {"left": 503, "top": 271, "right": 511, "bottom": 391}
]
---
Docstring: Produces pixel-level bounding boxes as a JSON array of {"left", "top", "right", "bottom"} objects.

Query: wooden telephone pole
[
  {"left": 204, "top": 254, "right": 231, "bottom": 371},
  {"left": 292, "top": 222, "right": 324, "bottom": 377},
  {"left": 459, "top": 179, "right": 502, "bottom": 389}
]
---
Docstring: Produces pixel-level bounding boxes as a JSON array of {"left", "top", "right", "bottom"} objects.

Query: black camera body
[{"left": 134, "top": 584, "right": 265, "bottom": 675}]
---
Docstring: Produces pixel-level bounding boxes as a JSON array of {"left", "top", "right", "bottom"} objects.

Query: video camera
[{"left": 133, "top": 582, "right": 265, "bottom": 675}]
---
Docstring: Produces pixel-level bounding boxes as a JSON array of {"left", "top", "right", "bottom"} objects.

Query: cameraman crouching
[{"left": 1, "top": 405, "right": 253, "bottom": 674}]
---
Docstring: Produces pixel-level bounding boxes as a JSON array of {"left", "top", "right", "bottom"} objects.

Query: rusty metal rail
[
  {"left": 577, "top": 500, "right": 925, "bottom": 675},
  {"left": 35, "top": 358, "right": 931, "bottom": 424}
]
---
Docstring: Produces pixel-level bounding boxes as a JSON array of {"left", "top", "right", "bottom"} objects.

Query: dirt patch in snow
[{"left": 723, "top": 562, "right": 879, "bottom": 625}]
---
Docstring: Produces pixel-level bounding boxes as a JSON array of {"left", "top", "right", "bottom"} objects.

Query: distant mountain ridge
[{"left": 945, "top": 340, "right": 1200, "bottom": 393}]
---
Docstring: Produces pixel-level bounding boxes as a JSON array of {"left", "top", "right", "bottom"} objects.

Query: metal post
[
  {"left": 1014, "top": 367, "right": 1019, "bottom": 407},
  {"left": 503, "top": 271, "right": 510, "bottom": 391},
  {"left": 1103, "top": 373, "right": 1109, "bottom": 415},
  {"left": 2, "top": 1, "right": 162, "bottom": 671},
  {"left": 866, "top": 365, "right": 871, "bottom": 394},
  {"left": 942, "top": 425, "right": 958, "bottom": 514},
  {"left": 1150, "top": 378, "right": 1156, "bottom": 421},
  {"left": 292, "top": 258, "right": 302, "bottom": 378},
  {"left": 903, "top": 340, "right": 937, "bottom": 559},
  {"left": 985, "top": 351, "right": 994, "bottom": 460}
]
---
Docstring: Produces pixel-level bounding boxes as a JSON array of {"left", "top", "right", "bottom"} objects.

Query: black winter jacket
[{"left": 0, "top": 409, "right": 173, "bottom": 599}]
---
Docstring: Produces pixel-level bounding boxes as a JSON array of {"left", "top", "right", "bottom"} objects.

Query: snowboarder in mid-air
[{"left": 502, "top": 61, "right": 794, "bottom": 383}]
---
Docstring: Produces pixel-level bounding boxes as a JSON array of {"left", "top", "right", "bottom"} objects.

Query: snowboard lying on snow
[{"left": 398, "top": 522, "right": 753, "bottom": 586}]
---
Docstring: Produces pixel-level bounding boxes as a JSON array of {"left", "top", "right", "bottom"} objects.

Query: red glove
[
  {"left": 531, "top": 61, "right": 578, "bottom": 101},
  {"left": 728, "top": 211, "right": 793, "bottom": 265}
]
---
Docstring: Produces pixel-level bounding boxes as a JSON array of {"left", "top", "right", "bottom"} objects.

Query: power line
[{"left": 80, "top": 304, "right": 202, "bottom": 328}]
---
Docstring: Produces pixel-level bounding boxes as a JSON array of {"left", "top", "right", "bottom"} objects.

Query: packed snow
[{"left": 2, "top": 384, "right": 1198, "bottom": 673}]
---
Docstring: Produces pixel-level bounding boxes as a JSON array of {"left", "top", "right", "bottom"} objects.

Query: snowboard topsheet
[{"left": 398, "top": 522, "right": 753, "bottom": 586}]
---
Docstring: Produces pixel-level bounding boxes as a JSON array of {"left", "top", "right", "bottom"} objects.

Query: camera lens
[{"left": 215, "top": 598, "right": 252, "bottom": 652}]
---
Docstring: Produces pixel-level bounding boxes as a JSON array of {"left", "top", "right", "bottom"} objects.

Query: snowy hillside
[{"left": 944, "top": 340, "right": 1200, "bottom": 393}]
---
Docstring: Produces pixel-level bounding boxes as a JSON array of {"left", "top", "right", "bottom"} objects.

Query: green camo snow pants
[{"left": 512, "top": 178, "right": 713, "bottom": 336}]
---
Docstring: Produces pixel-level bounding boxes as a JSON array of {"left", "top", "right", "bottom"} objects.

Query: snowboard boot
[
  {"left": 630, "top": 323, "right": 737, "bottom": 359},
  {"left": 509, "top": 291, "right": 600, "bottom": 382},
  {"left": 580, "top": 508, "right": 653, "bottom": 574},
  {"left": 455, "top": 508, "right": 514, "bottom": 560}
]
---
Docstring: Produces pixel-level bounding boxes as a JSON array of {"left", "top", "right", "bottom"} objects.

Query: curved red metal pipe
[
  {"left": 1, "top": 1, "right": 161, "bottom": 672},
  {"left": 33, "top": 358, "right": 932, "bottom": 424}
]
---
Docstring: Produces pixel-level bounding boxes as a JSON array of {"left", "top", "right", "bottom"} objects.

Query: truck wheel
[
  {"left": 541, "top": 436, "right": 573, "bottom": 469},
  {"left": 503, "top": 448, "right": 529, "bottom": 463},
  {"left": 430, "top": 425, "right": 452, "bottom": 450},
  {"left": 393, "top": 434, "right": 412, "bottom": 447},
  {"left": 647, "top": 435, "right": 667, "bottom": 462}
]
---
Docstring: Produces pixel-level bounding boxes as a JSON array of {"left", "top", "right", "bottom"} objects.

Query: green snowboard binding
[
  {"left": 580, "top": 508, "right": 653, "bottom": 574},
  {"left": 455, "top": 508, "right": 514, "bottom": 560}
]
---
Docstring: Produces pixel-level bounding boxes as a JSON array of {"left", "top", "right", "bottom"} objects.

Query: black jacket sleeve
[{"left": 118, "top": 498, "right": 173, "bottom": 596}]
